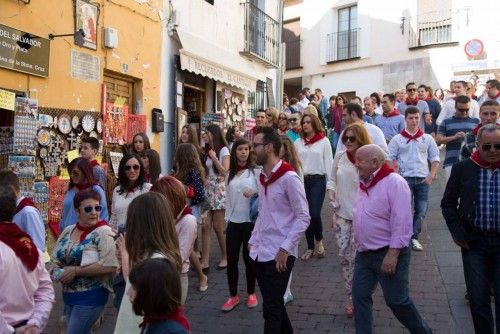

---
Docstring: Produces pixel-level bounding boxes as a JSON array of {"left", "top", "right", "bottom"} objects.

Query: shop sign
[
  {"left": 0, "top": 24, "right": 50, "bottom": 77},
  {"left": 0, "top": 88, "right": 16, "bottom": 111},
  {"left": 201, "top": 113, "right": 224, "bottom": 127}
]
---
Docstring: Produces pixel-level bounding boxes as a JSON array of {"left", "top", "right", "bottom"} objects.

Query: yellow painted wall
[{"left": 0, "top": 0, "right": 163, "bottom": 150}]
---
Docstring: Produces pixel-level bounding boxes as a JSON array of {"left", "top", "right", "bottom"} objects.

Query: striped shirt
[
  {"left": 474, "top": 168, "right": 499, "bottom": 233},
  {"left": 437, "top": 116, "right": 479, "bottom": 167}
]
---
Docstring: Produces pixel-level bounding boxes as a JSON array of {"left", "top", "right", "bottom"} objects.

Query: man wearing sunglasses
[
  {"left": 286, "top": 114, "right": 301, "bottom": 142},
  {"left": 436, "top": 95, "right": 480, "bottom": 181},
  {"left": 441, "top": 123, "right": 500, "bottom": 334},
  {"left": 397, "top": 82, "right": 430, "bottom": 130},
  {"left": 461, "top": 100, "right": 500, "bottom": 160},
  {"left": 437, "top": 80, "right": 480, "bottom": 126}
]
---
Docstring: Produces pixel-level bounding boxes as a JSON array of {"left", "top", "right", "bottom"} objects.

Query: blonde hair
[
  {"left": 266, "top": 107, "right": 280, "bottom": 126},
  {"left": 280, "top": 137, "right": 302, "bottom": 174},
  {"left": 342, "top": 123, "right": 372, "bottom": 147},
  {"left": 303, "top": 105, "right": 319, "bottom": 118}
]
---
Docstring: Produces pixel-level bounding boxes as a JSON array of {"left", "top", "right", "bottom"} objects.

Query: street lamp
[{"left": 48, "top": 29, "right": 86, "bottom": 47}]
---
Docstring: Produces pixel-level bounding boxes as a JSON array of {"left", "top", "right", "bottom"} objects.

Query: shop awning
[{"left": 176, "top": 29, "right": 267, "bottom": 92}]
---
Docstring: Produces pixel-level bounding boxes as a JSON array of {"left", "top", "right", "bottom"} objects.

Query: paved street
[{"left": 44, "top": 168, "right": 475, "bottom": 333}]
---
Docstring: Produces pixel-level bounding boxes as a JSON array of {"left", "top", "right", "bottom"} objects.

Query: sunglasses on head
[
  {"left": 83, "top": 205, "right": 102, "bottom": 214},
  {"left": 343, "top": 136, "right": 356, "bottom": 143},
  {"left": 481, "top": 143, "right": 500, "bottom": 151},
  {"left": 125, "top": 165, "right": 140, "bottom": 171}
]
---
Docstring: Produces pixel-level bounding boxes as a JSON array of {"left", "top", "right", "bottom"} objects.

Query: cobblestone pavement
[{"left": 43, "top": 169, "right": 474, "bottom": 333}]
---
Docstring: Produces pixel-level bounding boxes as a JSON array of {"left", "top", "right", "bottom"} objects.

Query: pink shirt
[
  {"left": 175, "top": 214, "right": 198, "bottom": 274},
  {"left": 353, "top": 172, "right": 413, "bottom": 252},
  {"left": 249, "top": 160, "right": 310, "bottom": 261},
  {"left": 0, "top": 241, "right": 54, "bottom": 333}
]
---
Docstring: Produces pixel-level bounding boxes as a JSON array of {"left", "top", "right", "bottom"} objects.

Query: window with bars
[{"left": 247, "top": 80, "right": 266, "bottom": 118}]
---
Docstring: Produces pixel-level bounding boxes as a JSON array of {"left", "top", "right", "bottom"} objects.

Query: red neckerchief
[
  {"left": 383, "top": 109, "right": 401, "bottom": 117},
  {"left": 126, "top": 181, "right": 138, "bottom": 194},
  {"left": 424, "top": 97, "right": 432, "bottom": 102},
  {"left": 140, "top": 307, "right": 190, "bottom": 332},
  {"left": 144, "top": 172, "right": 151, "bottom": 183},
  {"left": 15, "top": 197, "right": 37, "bottom": 215},
  {"left": 0, "top": 222, "right": 39, "bottom": 271},
  {"left": 251, "top": 126, "right": 258, "bottom": 135},
  {"left": 405, "top": 97, "right": 419, "bottom": 106},
  {"left": 401, "top": 129, "right": 424, "bottom": 143},
  {"left": 204, "top": 144, "right": 212, "bottom": 161},
  {"left": 346, "top": 151, "right": 356, "bottom": 164},
  {"left": 259, "top": 161, "right": 295, "bottom": 195},
  {"left": 75, "top": 183, "right": 94, "bottom": 191},
  {"left": 471, "top": 95, "right": 478, "bottom": 100},
  {"left": 291, "top": 127, "right": 301, "bottom": 134},
  {"left": 278, "top": 124, "right": 288, "bottom": 132},
  {"left": 495, "top": 92, "right": 500, "bottom": 99},
  {"left": 359, "top": 163, "right": 395, "bottom": 195},
  {"left": 470, "top": 150, "right": 500, "bottom": 169},
  {"left": 75, "top": 220, "right": 108, "bottom": 243},
  {"left": 237, "top": 164, "right": 249, "bottom": 172},
  {"left": 473, "top": 122, "right": 500, "bottom": 136},
  {"left": 90, "top": 160, "right": 99, "bottom": 167},
  {"left": 302, "top": 132, "right": 325, "bottom": 146}
]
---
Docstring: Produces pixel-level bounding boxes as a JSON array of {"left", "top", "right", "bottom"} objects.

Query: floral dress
[{"left": 205, "top": 147, "right": 229, "bottom": 210}]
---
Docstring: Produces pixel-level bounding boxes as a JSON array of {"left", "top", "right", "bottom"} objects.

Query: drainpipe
[{"left": 276, "top": 0, "right": 284, "bottom": 110}]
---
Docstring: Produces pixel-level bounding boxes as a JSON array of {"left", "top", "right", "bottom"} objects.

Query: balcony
[
  {"left": 326, "top": 28, "right": 360, "bottom": 63},
  {"left": 285, "top": 39, "right": 301, "bottom": 70},
  {"left": 240, "top": 1, "right": 280, "bottom": 68},
  {"left": 408, "top": 18, "right": 457, "bottom": 49}
]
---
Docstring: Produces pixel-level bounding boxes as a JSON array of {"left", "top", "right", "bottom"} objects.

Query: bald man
[{"left": 352, "top": 144, "right": 432, "bottom": 334}]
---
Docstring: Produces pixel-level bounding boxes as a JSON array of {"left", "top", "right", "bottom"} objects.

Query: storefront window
[{"left": 247, "top": 80, "right": 266, "bottom": 118}]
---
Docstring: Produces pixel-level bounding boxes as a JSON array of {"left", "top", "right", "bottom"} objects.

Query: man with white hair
[{"left": 352, "top": 144, "right": 432, "bottom": 334}]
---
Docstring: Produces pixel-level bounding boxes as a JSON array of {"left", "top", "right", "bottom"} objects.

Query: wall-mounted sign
[
  {"left": 464, "top": 39, "right": 484, "bottom": 59},
  {"left": 70, "top": 49, "right": 100, "bottom": 81},
  {"left": 0, "top": 89, "right": 16, "bottom": 111},
  {"left": 0, "top": 24, "right": 50, "bottom": 77}
]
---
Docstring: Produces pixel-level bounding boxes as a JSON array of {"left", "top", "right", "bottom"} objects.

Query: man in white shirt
[
  {"left": 298, "top": 89, "right": 310, "bottom": 109},
  {"left": 335, "top": 103, "right": 388, "bottom": 156},
  {"left": 437, "top": 80, "right": 480, "bottom": 125},
  {"left": 388, "top": 107, "right": 440, "bottom": 251}
]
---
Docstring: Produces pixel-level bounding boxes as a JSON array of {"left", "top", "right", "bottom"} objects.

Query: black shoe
[{"left": 202, "top": 267, "right": 210, "bottom": 274}]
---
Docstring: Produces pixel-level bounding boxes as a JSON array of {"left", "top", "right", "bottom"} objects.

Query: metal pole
[{"left": 276, "top": 0, "right": 285, "bottom": 110}]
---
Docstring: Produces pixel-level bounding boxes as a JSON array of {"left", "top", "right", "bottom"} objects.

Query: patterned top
[
  {"left": 53, "top": 224, "right": 118, "bottom": 294},
  {"left": 185, "top": 168, "right": 205, "bottom": 206},
  {"left": 475, "top": 168, "right": 499, "bottom": 233},
  {"left": 437, "top": 116, "right": 479, "bottom": 167},
  {"left": 92, "top": 165, "right": 107, "bottom": 190}
]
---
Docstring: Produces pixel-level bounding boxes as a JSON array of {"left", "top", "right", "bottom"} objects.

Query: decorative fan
[{"left": 82, "top": 114, "right": 96, "bottom": 133}]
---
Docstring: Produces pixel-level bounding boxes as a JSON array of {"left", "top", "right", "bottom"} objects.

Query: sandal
[
  {"left": 300, "top": 249, "right": 314, "bottom": 261},
  {"left": 92, "top": 315, "right": 104, "bottom": 330},
  {"left": 315, "top": 243, "right": 326, "bottom": 258},
  {"left": 345, "top": 304, "right": 354, "bottom": 318}
]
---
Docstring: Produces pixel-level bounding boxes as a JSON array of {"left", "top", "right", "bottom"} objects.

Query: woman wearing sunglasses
[
  {"left": 60, "top": 158, "right": 109, "bottom": 232},
  {"left": 277, "top": 112, "right": 290, "bottom": 137},
  {"left": 286, "top": 113, "right": 302, "bottom": 142},
  {"left": 327, "top": 123, "right": 371, "bottom": 318},
  {"left": 109, "top": 153, "right": 152, "bottom": 228},
  {"left": 51, "top": 189, "right": 118, "bottom": 334}
]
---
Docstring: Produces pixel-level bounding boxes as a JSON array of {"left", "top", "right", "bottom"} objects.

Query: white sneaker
[
  {"left": 411, "top": 239, "right": 423, "bottom": 251},
  {"left": 284, "top": 292, "right": 294, "bottom": 305}
]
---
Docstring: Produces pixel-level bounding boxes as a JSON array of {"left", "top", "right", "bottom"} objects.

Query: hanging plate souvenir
[
  {"left": 38, "top": 114, "right": 53, "bottom": 127},
  {"left": 58, "top": 114, "right": 72, "bottom": 134},
  {"left": 89, "top": 131, "right": 98, "bottom": 138},
  {"left": 96, "top": 118, "right": 102, "bottom": 134},
  {"left": 37, "top": 128, "right": 51, "bottom": 146},
  {"left": 82, "top": 114, "right": 95, "bottom": 133},
  {"left": 71, "top": 115, "right": 80, "bottom": 129},
  {"left": 236, "top": 105, "right": 242, "bottom": 115},
  {"left": 39, "top": 147, "right": 48, "bottom": 158}
]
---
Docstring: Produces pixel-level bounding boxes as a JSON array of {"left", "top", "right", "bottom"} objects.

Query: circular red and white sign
[{"left": 464, "top": 39, "right": 484, "bottom": 58}]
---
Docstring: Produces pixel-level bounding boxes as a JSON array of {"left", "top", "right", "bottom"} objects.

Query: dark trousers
[
  {"left": 226, "top": 222, "right": 256, "bottom": 296},
  {"left": 304, "top": 175, "right": 326, "bottom": 250},
  {"left": 352, "top": 247, "right": 432, "bottom": 334},
  {"left": 404, "top": 177, "right": 430, "bottom": 240},
  {"left": 254, "top": 257, "right": 295, "bottom": 334},
  {"left": 461, "top": 235, "right": 500, "bottom": 334}
]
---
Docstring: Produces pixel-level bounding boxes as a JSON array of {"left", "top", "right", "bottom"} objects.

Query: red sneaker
[
  {"left": 247, "top": 294, "right": 258, "bottom": 308},
  {"left": 221, "top": 296, "right": 240, "bottom": 312}
]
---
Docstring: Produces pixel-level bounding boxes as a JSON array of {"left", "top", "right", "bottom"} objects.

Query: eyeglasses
[
  {"left": 266, "top": 113, "right": 273, "bottom": 117},
  {"left": 83, "top": 205, "right": 102, "bottom": 214},
  {"left": 289, "top": 118, "right": 298, "bottom": 122},
  {"left": 481, "top": 143, "right": 500, "bottom": 151},
  {"left": 407, "top": 88, "right": 417, "bottom": 92},
  {"left": 457, "top": 108, "right": 469, "bottom": 112},
  {"left": 125, "top": 165, "right": 140, "bottom": 171},
  {"left": 343, "top": 136, "right": 357, "bottom": 143}
]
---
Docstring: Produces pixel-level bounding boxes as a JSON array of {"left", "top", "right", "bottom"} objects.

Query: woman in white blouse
[
  {"left": 326, "top": 123, "right": 372, "bottom": 318},
  {"left": 294, "top": 114, "right": 333, "bottom": 261},
  {"left": 221, "top": 138, "right": 260, "bottom": 312},
  {"left": 109, "top": 153, "right": 152, "bottom": 228}
]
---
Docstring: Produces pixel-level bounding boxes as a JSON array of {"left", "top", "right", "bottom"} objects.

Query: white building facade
[
  {"left": 283, "top": 0, "right": 500, "bottom": 100},
  {"left": 160, "top": 0, "right": 283, "bottom": 170}
]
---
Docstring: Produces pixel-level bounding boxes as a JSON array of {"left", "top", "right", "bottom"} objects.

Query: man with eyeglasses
[
  {"left": 436, "top": 95, "right": 480, "bottom": 181},
  {"left": 441, "top": 123, "right": 500, "bottom": 334},
  {"left": 286, "top": 114, "right": 301, "bottom": 142},
  {"left": 479, "top": 79, "right": 500, "bottom": 106},
  {"left": 437, "top": 80, "right": 480, "bottom": 126},
  {"left": 244, "top": 109, "right": 268, "bottom": 143},
  {"left": 397, "top": 82, "right": 430, "bottom": 130},
  {"left": 461, "top": 100, "right": 500, "bottom": 160}
]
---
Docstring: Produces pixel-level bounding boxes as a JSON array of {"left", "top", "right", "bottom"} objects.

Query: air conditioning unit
[{"left": 104, "top": 27, "right": 118, "bottom": 49}]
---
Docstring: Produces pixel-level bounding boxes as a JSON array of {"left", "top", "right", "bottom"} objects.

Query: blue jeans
[
  {"left": 329, "top": 131, "right": 340, "bottom": 155},
  {"left": 64, "top": 304, "right": 105, "bottom": 334},
  {"left": 461, "top": 235, "right": 500, "bottom": 334},
  {"left": 304, "top": 175, "right": 326, "bottom": 250},
  {"left": 352, "top": 247, "right": 432, "bottom": 334},
  {"left": 404, "top": 177, "right": 429, "bottom": 240}
]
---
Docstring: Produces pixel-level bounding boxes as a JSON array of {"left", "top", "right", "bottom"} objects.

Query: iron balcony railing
[
  {"left": 326, "top": 28, "right": 360, "bottom": 63},
  {"left": 285, "top": 39, "right": 301, "bottom": 70},
  {"left": 409, "top": 18, "right": 454, "bottom": 48},
  {"left": 241, "top": 1, "right": 280, "bottom": 68}
]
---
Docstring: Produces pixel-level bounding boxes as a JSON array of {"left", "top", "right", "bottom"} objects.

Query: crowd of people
[{"left": 0, "top": 78, "right": 498, "bottom": 334}]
